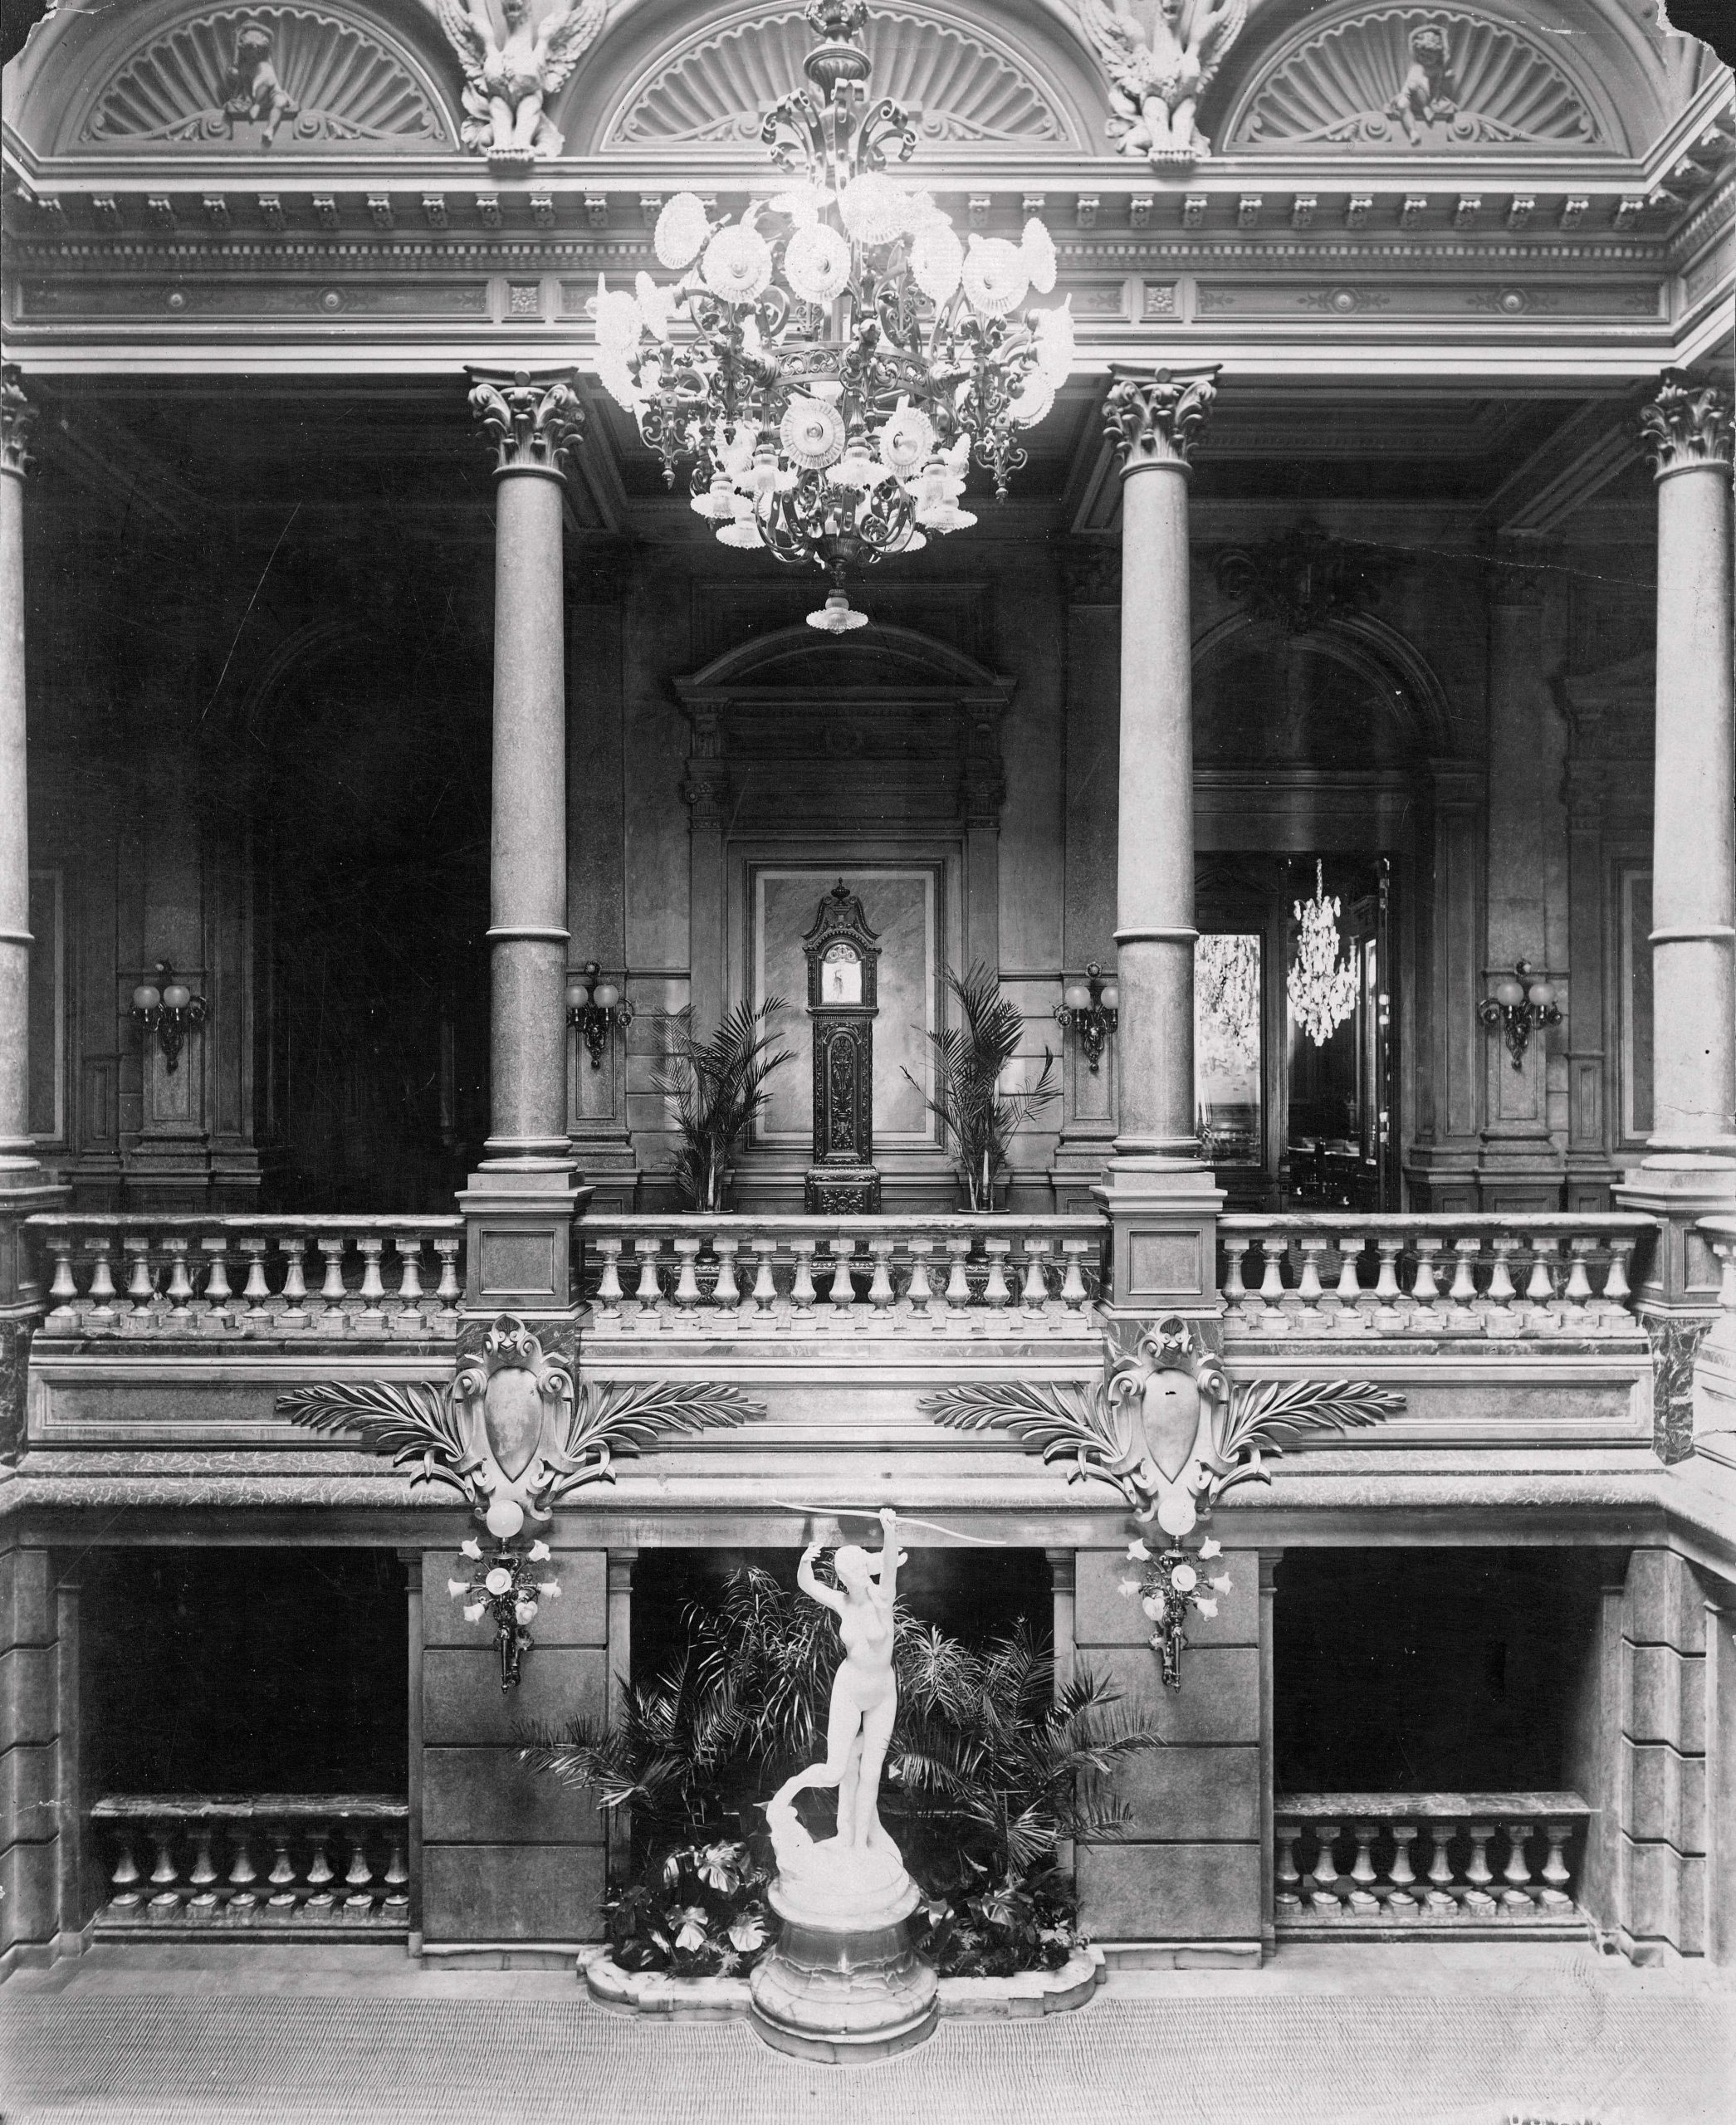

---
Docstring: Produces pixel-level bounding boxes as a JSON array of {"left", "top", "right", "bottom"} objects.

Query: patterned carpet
[{"left": 2, "top": 1984, "right": 1732, "bottom": 2124}]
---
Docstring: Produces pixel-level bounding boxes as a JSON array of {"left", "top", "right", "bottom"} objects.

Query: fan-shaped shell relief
[{"left": 81, "top": 7, "right": 448, "bottom": 148}]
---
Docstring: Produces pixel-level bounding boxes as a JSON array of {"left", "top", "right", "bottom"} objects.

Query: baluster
[
  {"left": 1222, "top": 1235, "right": 1248, "bottom": 1308},
  {"left": 433, "top": 1236, "right": 462, "bottom": 1317},
  {"left": 162, "top": 1237, "right": 195, "bottom": 1325},
  {"left": 1603, "top": 1238, "right": 1635, "bottom": 1312},
  {"left": 382, "top": 1834, "right": 410, "bottom": 1920},
  {"left": 1308, "top": 1821, "right": 1342, "bottom": 1913},
  {"left": 748, "top": 1238, "right": 778, "bottom": 1319},
  {"left": 1463, "top": 1822, "right": 1497, "bottom": 1914},
  {"left": 1525, "top": 1237, "right": 1559, "bottom": 1321},
  {"left": 1411, "top": 1236, "right": 1444, "bottom": 1314},
  {"left": 344, "top": 1828, "right": 375, "bottom": 1912},
  {"left": 1347, "top": 1821, "right": 1380, "bottom": 1914},
  {"left": 672, "top": 1237, "right": 702, "bottom": 1308},
  {"left": 277, "top": 1234, "right": 310, "bottom": 1328},
  {"left": 633, "top": 1238, "right": 663, "bottom": 1307},
  {"left": 592, "top": 1237, "right": 624, "bottom": 1316},
  {"left": 394, "top": 1234, "right": 426, "bottom": 1324},
  {"left": 1059, "top": 1238, "right": 1091, "bottom": 1310},
  {"left": 1333, "top": 1235, "right": 1367, "bottom": 1313},
  {"left": 1498, "top": 1820, "right": 1534, "bottom": 1910},
  {"left": 123, "top": 1236, "right": 156, "bottom": 1324},
  {"left": 867, "top": 1238, "right": 897, "bottom": 1310},
  {"left": 1020, "top": 1238, "right": 1051, "bottom": 1314},
  {"left": 1424, "top": 1823, "right": 1459, "bottom": 1914},
  {"left": 1372, "top": 1236, "right": 1405, "bottom": 1321},
  {"left": 355, "top": 1235, "right": 387, "bottom": 1329},
  {"left": 43, "top": 1231, "right": 79, "bottom": 1331},
  {"left": 828, "top": 1235, "right": 858, "bottom": 1310},
  {"left": 316, "top": 1233, "right": 348, "bottom": 1327},
  {"left": 1564, "top": 1240, "right": 1595, "bottom": 1311},
  {"left": 1258, "top": 1236, "right": 1287, "bottom": 1312},
  {"left": 199, "top": 1235, "right": 234, "bottom": 1326},
  {"left": 227, "top": 1826, "right": 259, "bottom": 1913},
  {"left": 1295, "top": 1236, "right": 1328, "bottom": 1324},
  {"left": 712, "top": 1238, "right": 741, "bottom": 1311},
  {"left": 305, "top": 1822, "right": 335, "bottom": 1912},
  {"left": 77, "top": 1235, "right": 115, "bottom": 1331},
  {"left": 1387, "top": 1824, "right": 1419, "bottom": 1913},
  {"left": 267, "top": 1825, "right": 298, "bottom": 1910},
  {"left": 1538, "top": 1822, "right": 1574, "bottom": 1911},
  {"left": 944, "top": 1238, "right": 973, "bottom": 1308},
  {"left": 790, "top": 1239, "right": 818, "bottom": 1313},
  {"left": 107, "top": 1829, "right": 143, "bottom": 1910},
  {"left": 981, "top": 1237, "right": 1013, "bottom": 1308},
  {"left": 148, "top": 1820, "right": 182, "bottom": 1913},
  {"left": 1274, "top": 1820, "right": 1303, "bottom": 1916},
  {"left": 1487, "top": 1233, "right": 1520, "bottom": 1313},
  {"left": 906, "top": 1239, "right": 936, "bottom": 1318},
  {"left": 239, "top": 1238, "right": 272, "bottom": 1322},
  {"left": 186, "top": 1821, "right": 220, "bottom": 1917},
  {"left": 1447, "top": 1238, "right": 1481, "bottom": 1324}
]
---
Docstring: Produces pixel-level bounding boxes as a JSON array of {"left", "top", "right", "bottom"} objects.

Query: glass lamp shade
[
  {"left": 1526, "top": 980, "right": 1556, "bottom": 1008},
  {"left": 131, "top": 984, "right": 161, "bottom": 1012},
  {"left": 1062, "top": 983, "right": 1091, "bottom": 1012},
  {"left": 1492, "top": 978, "right": 1526, "bottom": 1008},
  {"left": 593, "top": 982, "right": 620, "bottom": 1010},
  {"left": 1099, "top": 982, "right": 1120, "bottom": 1012},
  {"left": 565, "top": 981, "right": 589, "bottom": 1012},
  {"left": 161, "top": 983, "right": 190, "bottom": 1010}
]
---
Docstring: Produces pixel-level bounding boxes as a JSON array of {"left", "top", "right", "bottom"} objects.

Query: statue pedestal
[{"left": 747, "top": 1838, "right": 938, "bottom": 2062}]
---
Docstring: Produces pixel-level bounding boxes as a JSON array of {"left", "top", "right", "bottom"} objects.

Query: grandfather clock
[{"left": 803, "top": 882, "right": 882, "bottom": 1214}]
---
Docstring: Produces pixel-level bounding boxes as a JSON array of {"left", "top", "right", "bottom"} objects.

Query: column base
[
  {"left": 456, "top": 1165, "right": 588, "bottom": 1321},
  {"left": 1094, "top": 1157, "right": 1224, "bottom": 1320}
]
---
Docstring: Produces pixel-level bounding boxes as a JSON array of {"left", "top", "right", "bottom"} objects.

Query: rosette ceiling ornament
[{"left": 591, "top": 0, "right": 1074, "bottom": 632}]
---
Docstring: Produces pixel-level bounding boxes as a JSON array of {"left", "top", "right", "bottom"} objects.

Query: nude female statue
[{"left": 769, "top": 1509, "right": 906, "bottom": 1854}]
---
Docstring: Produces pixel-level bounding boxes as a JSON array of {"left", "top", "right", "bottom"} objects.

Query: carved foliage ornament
[
  {"left": 468, "top": 367, "right": 586, "bottom": 477},
  {"left": 1103, "top": 367, "right": 1217, "bottom": 474},
  {"left": 1215, "top": 524, "right": 1406, "bottom": 636},
  {"left": 81, "top": 8, "right": 447, "bottom": 149},
  {"left": 438, "top": 0, "right": 607, "bottom": 161},
  {"left": 1227, "top": 8, "right": 1606, "bottom": 154},
  {"left": 0, "top": 368, "right": 37, "bottom": 481},
  {"left": 920, "top": 1316, "right": 1403, "bottom": 1536},
  {"left": 1639, "top": 371, "right": 1734, "bottom": 481},
  {"left": 1073, "top": 0, "right": 1249, "bottom": 168}
]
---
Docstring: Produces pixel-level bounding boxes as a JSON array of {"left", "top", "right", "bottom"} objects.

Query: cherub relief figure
[
  {"left": 1388, "top": 24, "right": 1456, "bottom": 144},
  {"left": 1074, "top": 0, "right": 1248, "bottom": 165},
  {"left": 437, "top": 0, "right": 607, "bottom": 160},
  {"left": 224, "top": 22, "right": 298, "bottom": 146}
]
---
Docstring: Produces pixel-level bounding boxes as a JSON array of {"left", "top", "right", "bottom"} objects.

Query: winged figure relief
[
  {"left": 436, "top": 0, "right": 608, "bottom": 159},
  {"left": 1073, "top": 0, "right": 1248, "bottom": 164}
]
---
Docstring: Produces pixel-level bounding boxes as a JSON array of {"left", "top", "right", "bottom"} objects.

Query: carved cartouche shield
[
  {"left": 1105, "top": 1318, "right": 1229, "bottom": 1537},
  {"left": 452, "top": 1315, "right": 575, "bottom": 1537}
]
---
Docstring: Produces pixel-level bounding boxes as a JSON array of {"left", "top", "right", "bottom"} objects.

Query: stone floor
[{"left": 2, "top": 1941, "right": 1732, "bottom": 2123}]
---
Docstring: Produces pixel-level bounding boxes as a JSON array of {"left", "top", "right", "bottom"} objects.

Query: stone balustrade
[
  {"left": 28, "top": 1216, "right": 465, "bottom": 1341},
  {"left": 1274, "top": 1792, "right": 1592, "bottom": 1935},
  {"left": 578, "top": 1214, "right": 1104, "bottom": 1336},
  {"left": 1219, "top": 1215, "right": 1653, "bottom": 1340},
  {"left": 90, "top": 1794, "right": 411, "bottom": 1934}
]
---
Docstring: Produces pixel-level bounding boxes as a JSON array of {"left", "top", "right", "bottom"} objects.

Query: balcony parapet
[{"left": 26, "top": 1215, "right": 466, "bottom": 1344}]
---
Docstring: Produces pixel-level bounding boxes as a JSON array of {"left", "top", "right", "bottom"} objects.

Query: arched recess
[
  {"left": 672, "top": 621, "right": 1015, "bottom": 1213},
  {"left": 1190, "top": 608, "right": 1460, "bottom": 1211},
  {"left": 12, "top": 0, "right": 461, "bottom": 157},
  {"left": 559, "top": 0, "right": 1108, "bottom": 159}
]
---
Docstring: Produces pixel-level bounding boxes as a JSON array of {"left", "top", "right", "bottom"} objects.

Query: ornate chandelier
[
  {"left": 1287, "top": 861, "right": 1358, "bottom": 1048},
  {"left": 590, "top": 0, "right": 1073, "bottom": 631}
]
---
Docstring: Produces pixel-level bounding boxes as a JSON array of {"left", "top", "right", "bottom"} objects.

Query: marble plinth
[{"left": 747, "top": 1835, "right": 938, "bottom": 2063}]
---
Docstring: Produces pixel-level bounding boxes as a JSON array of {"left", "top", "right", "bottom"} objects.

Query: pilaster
[
  {"left": 682, "top": 704, "right": 729, "bottom": 1044},
  {"left": 1406, "top": 758, "right": 1484, "bottom": 1211}
]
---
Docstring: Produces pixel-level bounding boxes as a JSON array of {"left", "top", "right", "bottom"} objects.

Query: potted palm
[
  {"left": 907, "top": 963, "right": 1059, "bottom": 1210},
  {"left": 652, "top": 999, "right": 791, "bottom": 1213}
]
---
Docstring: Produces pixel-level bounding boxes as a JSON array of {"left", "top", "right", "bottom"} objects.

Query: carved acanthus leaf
[
  {"left": 1639, "top": 370, "right": 1734, "bottom": 480},
  {"left": 606, "top": 6, "right": 1073, "bottom": 149},
  {"left": 1226, "top": 7, "right": 1606, "bottom": 154},
  {"left": 81, "top": 7, "right": 447, "bottom": 149},
  {"left": 0, "top": 367, "right": 37, "bottom": 481},
  {"left": 1103, "top": 367, "right": 1218, "bottom": 472},
  {"left": 468, "top": 368, "right": 585, "bottom": 477}
]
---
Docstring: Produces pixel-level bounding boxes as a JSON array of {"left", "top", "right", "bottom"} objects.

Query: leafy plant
[
  {"left": 651, "top": 1000, "right": 792, "bottom": 1212},
  {"left": 905, "top": 962, "right": 1058, "bottom": 1209},
  {"left": 520, "top": 1566, "right": 1162, "bottom": 1980}
]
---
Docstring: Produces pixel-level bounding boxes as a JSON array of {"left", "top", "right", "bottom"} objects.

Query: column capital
[
  {"left": 1103, "top": 364, "right": 1218, "bottom": 476},
  {"left": 467, "top": 365, "right": 584, "bottom": 479},
  {"left": 0, "top": 365, "right": 37, "bottom": 481},
  {"left": 1640, "top": 369, "right": 1733, "bottom": 481}
]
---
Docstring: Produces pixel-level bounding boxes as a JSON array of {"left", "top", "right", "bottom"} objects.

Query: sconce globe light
[
  {"left": 129, "top": 960, "right": 208, "bottom": 1074},
  {"left": 567, "top": 960, "right": 634, "bottom": 1071},
  {"left": 1054, "top": 961, "right": 1118, "bottom": 1075},
  {"left": 1478, "top": 959, "right": 1561, "bottom": 1070}
]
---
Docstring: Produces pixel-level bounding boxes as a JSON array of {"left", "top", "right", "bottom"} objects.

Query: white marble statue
[
  {"left": 437, "top": 0, "right": 607, "bottom": 160},
  {"left": 1074, "top": 0, "right": 1248, "bottom": 166},
  {"left": 766, "top": 1510, "right": 907, "bottom": 1869}
]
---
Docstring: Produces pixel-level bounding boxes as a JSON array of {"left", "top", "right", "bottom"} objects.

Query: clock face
[{"left": 820, "top": 942, "right": 863, "bottom": 1004}]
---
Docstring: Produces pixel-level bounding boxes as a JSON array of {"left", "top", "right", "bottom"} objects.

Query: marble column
[
  {"left": 1619, "top": 371, "right": 1736, "bottom": 1327},
  {"left": 459, "top": 368, "right": 587, "bottom": 1316},
  {"left": 1094, "top": 367, "right": 1223, "bottom": 1317}
]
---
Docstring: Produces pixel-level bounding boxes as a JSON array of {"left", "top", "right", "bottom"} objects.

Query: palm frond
[{"left": 902, "top": 961, "right": 1059, "bottom": 1208}]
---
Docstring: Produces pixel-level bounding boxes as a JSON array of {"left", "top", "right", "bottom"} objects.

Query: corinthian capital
[
  {"left": 467, "top": 366, "right": 584, "bottom": 477},
  {"left": 0, "top": 366, "right": 37, "bottom": 481},
  {"left": 1639, "top": 369, "right": 1733, "bottom": 480},
  {"left": 1103, "top": 365, "right": 1218, "bottom": 474}
]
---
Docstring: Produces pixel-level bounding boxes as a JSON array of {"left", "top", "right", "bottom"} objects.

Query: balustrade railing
[
  {"left": 577, "top": 1214, "right": 1104, "bottom": 1334},
  {"left": 90, "top": 1795, "right": 411, "bottom": 1932},
  {"left": 1219, "top": 1216, "right": 1652, "bottom": 1339},
  {"left": 1274, "top": 1792, "right": 1592, "bottom": 1933},
  {"left": 27, "top": 1216, "right": 465, "bottom": 1341}
]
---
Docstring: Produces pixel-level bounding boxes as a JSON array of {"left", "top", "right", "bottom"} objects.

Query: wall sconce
[
  {"left": 129, "top": 961, "right": 208, "bottom": 1074},
  {"left": 566, "top": 961, "right": 633, "bottom": 1070},
  {"left": 1054, "top": 961, "right": 1119, "bottom": 1075},
  {"left": 1478, "top": 960, "right": 1561, "bottom": 1070}
]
